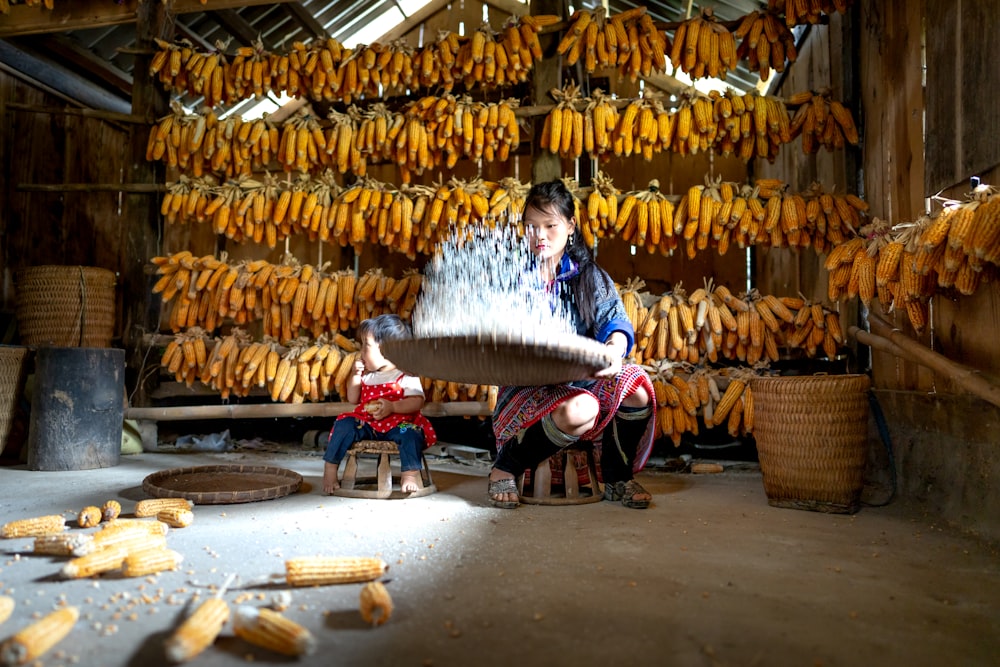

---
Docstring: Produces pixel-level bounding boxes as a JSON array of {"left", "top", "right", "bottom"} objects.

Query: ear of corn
[
  {"left": 122, "top": 548, "right": 184, "bottom": 578},
  {"left": 359, "top": 581, "right": 393, "bottom": 626},
  {"left": 77, "top": 506, "right": 102, "bottom": 529},
  {"left": 164, "top": 597, "right": 230, "bottom": 664},
  {"left": 233, "top": 606, "right": 317, "bottom": 657},
  {"left": 0, "top": 596, "right": 14, "bottom": 627},
  {"left": 101, "top": 500, "right": 122, "bottom": 522},
  {"left": 33, "top": 533, "right": 95, "bottom": 558},
  {"left": 93, "top": 526, "right": 169, "bottom": 553},
  {"left": 284, "top": 556, "right": 388, "bottom": 586},
  {"left": 100, "top": 518, "right": 170, "bottom": 536},
  {"left": 61, "top": 546, "right": 129, "bottom": 579},
  {"left": 135, "top": 498, "right": 194, "bottom": 518},
  {"left": 156, "top": 508, "right": 194, "bottom": 528},
  {"left": 1, "top": 515, "right": 66, "bottom": 539},
  {"left": 0, "top": 606, "right": 78, "bottom": 666}
]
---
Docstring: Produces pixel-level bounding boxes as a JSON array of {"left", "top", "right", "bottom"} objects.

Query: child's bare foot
[
  {"left": 400, "top": 470, "right": 421, "bottom": 493},
  {"left": 323, "top": 462, "right": 341, "bottom": 495}
]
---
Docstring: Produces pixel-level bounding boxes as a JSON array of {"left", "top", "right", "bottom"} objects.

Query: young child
[{"left": 323, "top": 314, "right": 437, "bottom": 495}]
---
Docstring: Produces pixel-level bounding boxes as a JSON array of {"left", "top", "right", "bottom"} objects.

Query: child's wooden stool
[
  {"left": 518, "top": 441, "right": 603, "bottom": 505},
  {"left": 332, "top": 440, "right": 437, "bottom": 499}
]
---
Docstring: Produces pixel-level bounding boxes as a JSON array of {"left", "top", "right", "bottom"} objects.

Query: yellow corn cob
[
  {"left": 121, "top": 548, "right": 184, "bottom": 578},
  {"left": 1, "top": 515, "right": 66, "bottom": 539},
  {"left": 157, "top": 508, "right": 194, "bottom": 528},
  {"left": 93, "top": 526, "right": 169, "bottom": 554},
  {"left": 0, "top": 607, "right": 78, "bottom": 666},
  {"left": 164, "top": 597, "right": 230, "bottom": 664},
  {"left": 61, "top": 546, "right": 129, "bottom": 579},
  {"left": 284, "top": 556, "right": 388, "bottom": 586},
  {"left": 712, "top": 379, "right": 746, "bottom": 426},
  {"left": 359, "top": 581, "right": 393, "bottom": 626},
  {"left": 233, "top": 606, "right": 317, "bottom": 657},
  {"left": 0, "top": 596, "right": 12, "bottom": 627},
  {"left": 100, "top": 518, "right": 170, "bottom": 536},
  {"left": 33, "top": 533, "right": 95, "bottom": 557},
  {"left": 77, "top": 506, "right": 102, "bottom": 529},
  {"left": 101, "top": 500, "right": 122, "bottom": 522},
  {"left": 135, "top": 498, "right": 194, "bottom": 518}
]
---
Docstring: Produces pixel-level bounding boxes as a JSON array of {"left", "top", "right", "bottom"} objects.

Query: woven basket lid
[
  {"left": 381, "top": 333, "right": 617, "bottom": 386},
  {"left": 142, "top": 464, "right": 303, "bottom": 504}
]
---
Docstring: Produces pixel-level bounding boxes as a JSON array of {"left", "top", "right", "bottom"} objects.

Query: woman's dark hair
[
  {"left": 357, "top": 314, "right": 412, "bottom": 344},
  {"left": 524, "top": 180, "right": 615, "bottom": 328}
]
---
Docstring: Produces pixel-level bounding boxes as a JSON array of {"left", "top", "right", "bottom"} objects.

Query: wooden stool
[
  {"left": 332, "top": 440, "right": 437, "bottom": 499},
  {"left": 518, "top": 442, "right": 603, "bottom": 505}
]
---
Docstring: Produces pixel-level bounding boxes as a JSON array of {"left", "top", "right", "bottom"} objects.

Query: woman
[{"left": 488, "top": 180, "right": 656, "bottom": 509}]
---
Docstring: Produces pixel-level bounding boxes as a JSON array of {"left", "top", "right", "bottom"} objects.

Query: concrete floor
[{"left": 0, "top": 445, "right": 997, "bottom": 667}]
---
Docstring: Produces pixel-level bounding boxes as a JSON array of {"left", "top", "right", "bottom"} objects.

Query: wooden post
[
  {"left": 124, "top": 1, "right": 173, "bottom": 406},
  {"left": 529, "top": 0, "right": 566, "bottom": 184}
]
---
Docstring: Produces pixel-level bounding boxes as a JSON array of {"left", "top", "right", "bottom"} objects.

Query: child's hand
[
  {"left": 353, "top": 359, "right": 366, "bottom": 376},
  {"left": 364, "top": 398, "right": 393, "bottom": 420}
]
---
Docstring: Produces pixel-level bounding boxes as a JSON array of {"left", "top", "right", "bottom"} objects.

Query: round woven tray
[
  {"left": 15, "top": 265, "right": 116, "bottom": 348},
  {"left": 750, "top": 374, "right": 871, "bottom": 514},
  {"left": 381, "top": 333, "right": 617, "bottom": 386},
  {"left": 142, "top": 464, "right": 303, "bottom": 504}
]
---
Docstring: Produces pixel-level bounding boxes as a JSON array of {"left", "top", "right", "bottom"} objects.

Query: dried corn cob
[
  {"left": 156, "top": 508, "right": 194, "bottom": 528},
  {"left": 233, "top": 606, "right": 316, "bottom": 657},
  {"left": 32, "top": 533, "right": 95, "bottom": 557},
  {"left": 61, "top": 546, "right": 129, "bottom": 579},
  {"left": 93, "top": 526, "right": 169, "bottom": 553},
  {"left": 0, "top": 596, "right": 13, "bottom": 627},
  {"left": 0, "top": 606, "right": 78, "bottom": 666},
  {"left": 101, "top": 518, "right": 170, "bottom": 536},
  {"left": 284, "top": 556, "right": 388, "bottom": 586},
  {"left": 0, "top": 515, "right": 66, "bottom": 539},
  {"left": 359, "top": 581, "right": 393, "bottom": 626},
  {"left": 135, "top": 498, "right": 194, "bottom": 518},
  {"left": 122, "top": 548, "right": 184, "bottom": 578},
  {"left": 164, "top": 597, "right": 230, "bottom": 664},
  {"left": 77, "top": 506, "right": 102, "bottom": 529},
  {"left": 101, "top": 500, "right": 122, "bottom": 522}
]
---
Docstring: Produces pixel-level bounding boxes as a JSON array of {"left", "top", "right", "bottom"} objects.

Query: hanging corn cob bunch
[
  {"left": 276, "top": 107, "right": 329, "bottom": 174},
  {"left": 669, "top": 7, "right": 739, "bottom": 81},
  {"left": 539, "top": 84, "right": 586, "bottom": 160},
  {"left": 581, "top": 171, "right": 620, "bottom": 247},
  {"left": 228, "top": 39, "right": 274, "bottom": 101},
  {"left": 709, "top": 368, "right": 757, "bottom": 438},
  {"left": 787, "top": 89, "right": 860, "bottom": 152},
  {"left": 733, "top": 10, "right": 799, "bottom": 81},
  {"left": 768, "top": 0, "right": 855, "bottom": 27},
  {"left": 614, "top": 180, "right": 677, "bottom": 255},
  {"left": 559, "top": 6, "right": 668, "bottom": 80}
]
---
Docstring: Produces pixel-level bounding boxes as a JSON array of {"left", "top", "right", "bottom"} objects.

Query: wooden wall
[{"left": 0, "top": 69, "right": 133, "bottom": 341}]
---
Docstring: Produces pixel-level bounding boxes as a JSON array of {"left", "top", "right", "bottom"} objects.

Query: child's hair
[
  {"left": 524, "top": 179, "right": 615, "bottom": 328},
  {"left": 357, "top": 314, "right": 412, "bottom": 344}
]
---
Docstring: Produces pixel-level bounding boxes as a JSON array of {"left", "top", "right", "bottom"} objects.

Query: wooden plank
[
  {"left": 376, "top": 0, "right": 451, "bottom": 43},
  {"left": 283, "top": 0, "right": 328, "bottom": 40},
  {"left": 208, "top": 8, "right": 259, "bottom": 46},
  {"left": 0, "top": 0, "right": 295, "bottom": 37}
]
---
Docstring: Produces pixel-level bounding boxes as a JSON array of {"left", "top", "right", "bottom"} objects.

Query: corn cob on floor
[{"left": 0, "top": 448, "right": 996, "bottom": 667}]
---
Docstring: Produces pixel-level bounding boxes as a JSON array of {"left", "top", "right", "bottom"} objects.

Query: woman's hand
[{"left": 593, "top": 355, "right": 622, "bottom": 379}]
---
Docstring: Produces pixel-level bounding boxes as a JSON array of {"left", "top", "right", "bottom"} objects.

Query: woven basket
[
  {"left": 0, "top": 346, "right": 29, "bottom": 455},
  {"left": 751, "top": 374, "right": 871, "bottom": 514},
  {"left": 15, "top": 266, "right": 116, "bottom": 347}
]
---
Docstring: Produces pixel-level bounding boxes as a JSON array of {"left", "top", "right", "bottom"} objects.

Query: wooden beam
[
  {"left": 208, "top": 8, "right": 260, "bottom": 47},
  {"left": 124, "top": 400, "right": 492, "bottom": 421},
  {"left": 483, "top": 0, "right": 529, "bottom": 18},
  {"left": 0, "top": 0, "right": 295, "bottom": 38},
  {"left": 376, "top": 0, "right": 450, "bottom": 43},
  {"left": 283, "top": 0, "right": 327, "bottom": 40},
  {"left": 30, "top": 34, "right": 133, "bottom": 97},
  {"left": 0, "top": 39, "right": 131, "bottom": 113}
]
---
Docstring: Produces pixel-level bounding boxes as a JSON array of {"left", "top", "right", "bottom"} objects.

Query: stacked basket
[
  {"left": 0, "top": 346, "right": 29, "bottom": 454},
  {"left": 751, "top": 374, "right": 871, "bottom": 514},
  {"left": 14, "top": 265, "right": 116, "bottom": 348}
]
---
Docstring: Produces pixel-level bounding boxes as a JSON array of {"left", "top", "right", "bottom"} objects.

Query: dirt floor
[{"left": 0, "top": 439, "right": 997, "bottom": 667}]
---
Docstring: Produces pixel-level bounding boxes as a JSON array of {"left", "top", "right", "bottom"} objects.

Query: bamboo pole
[{"left": 851, "top": 314, "right": 1000, "bottom": 409}]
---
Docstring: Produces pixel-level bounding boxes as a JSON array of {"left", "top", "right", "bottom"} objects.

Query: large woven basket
[
  {"left": 0, "top": 346, "right": 29, "bottom": 455},
  {"left": 15, "top": 266, "right": 116, "bottom": 347},
  {"left": 751, "top": 374, "right": 871, "bottom": 514}
]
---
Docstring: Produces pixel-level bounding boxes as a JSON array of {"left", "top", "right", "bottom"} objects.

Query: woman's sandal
[
  {"left": 603, "top": 479, "right": 651, "bottom": 509},
  {"left": 487, "top": 477, "right": 520, "bottom": 509}
]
